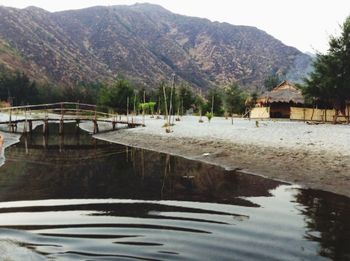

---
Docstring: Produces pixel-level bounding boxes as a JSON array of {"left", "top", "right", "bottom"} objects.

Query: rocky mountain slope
[{"left": 0, "top": 3, "right": 312, "bottom": 89}]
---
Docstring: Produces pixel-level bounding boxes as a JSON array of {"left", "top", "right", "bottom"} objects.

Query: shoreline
[
  {"left": 93, "top": 117, "right": 350, "bottom": 198},
  {"left": 93, "top": 132, "right": 292, "bottom": 185},
  {"left": 1, "top": 117, "right": 349, "bottom": 198}
]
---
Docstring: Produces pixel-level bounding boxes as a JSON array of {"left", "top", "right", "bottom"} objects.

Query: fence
[
  {"left": 250, "top": 106, "right": 349, "bottom": 123},
  {"left": 250, "top": 107, "right": 270, "bottom": 119},
  {"left": 290, "top": 107, "right": 349, "bottom": 123}
]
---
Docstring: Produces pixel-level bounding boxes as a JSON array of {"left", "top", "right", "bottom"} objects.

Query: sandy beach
[
  {"left": 0, "top": 113, "right": 349, "bottom": 197},
  {"left": 92, "top": 116, "right": 350, "bottom": 198}
]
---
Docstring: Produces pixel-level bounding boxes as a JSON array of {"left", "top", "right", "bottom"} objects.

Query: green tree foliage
[
  {"left": 264, "top": 74, "right": 281, "bottom": 91},
  {"left": 178, "top": 83, "right": 196, "bottom": 112},
  {"left": 224, "top": 82, "right": 247, "bottom": 115},
  {"left": 206, "top": 88, "right": 224, "bottom": 116},
  {"left": 139, "top": 102, "right": 156, "bottom": 115},
  {"left": 98, "top": 76, "right": 134, "bottom": 113},
  {"left": 35, "top": 83, "right": 62, "bottom": 103},
  {"left": 0, "top": 71, "right": 38, "bottom": 105},
  {"left": 303, "top": 16, "right": 350, "bottom": 111},
  {"left": 194, "top": 94, "right": 205, "bottom": 113}
]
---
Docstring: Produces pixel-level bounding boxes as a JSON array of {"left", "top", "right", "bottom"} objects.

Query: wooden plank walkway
[{"left": 0, "top": 102, "right": 144, "bottom": 135}]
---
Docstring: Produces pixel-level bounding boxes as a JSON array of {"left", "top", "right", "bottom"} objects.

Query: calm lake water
[{"left": 0, "top": 123, "right": 349, "bottom": 260}]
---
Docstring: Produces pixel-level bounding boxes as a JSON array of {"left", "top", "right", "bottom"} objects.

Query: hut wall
[
  {"left": 250, "top": 107, "right": 270, "bottom": 119},
  {"left": 270, "top": 103, "right": 291, "bottom": 118},
  {"left": 290, "top": 107, "right": 347, "bottom": 122}
]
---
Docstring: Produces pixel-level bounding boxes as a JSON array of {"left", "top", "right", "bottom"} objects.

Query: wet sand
[{"left": 93, "top": 117, "right": 350, "bottom": 198}]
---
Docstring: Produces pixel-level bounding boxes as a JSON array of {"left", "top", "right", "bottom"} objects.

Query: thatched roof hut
[
  {"left": 257, "top": 81, "right": 304, "bottom": 105},
  {"left": 254, "top": 81, "right": 305, "bottom": 118}
]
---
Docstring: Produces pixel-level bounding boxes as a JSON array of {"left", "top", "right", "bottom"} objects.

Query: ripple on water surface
[{"left": 0, "top": 123, "right": 349, "bottom": 260}]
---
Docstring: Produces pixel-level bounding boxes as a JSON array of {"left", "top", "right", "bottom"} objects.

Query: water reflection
[
  {"left": 0, "top": 123, "right": 348, "bottom": 260},
  {"left": 0, "top": 124, "right": 284, "bottom": 204},
  {"left": 295, "top": 190, "right": 350, "bottom": 260}
]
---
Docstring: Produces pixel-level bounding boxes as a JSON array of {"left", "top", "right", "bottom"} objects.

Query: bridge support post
[
  {"left": 43, "top": 119, "right": 49, "bottom": 135},
  {"left": 59, "top": 119, "right": 64, "bottom": 135},
  {"left": 93, "top": 120, "right": 99, "bottom": 134},
  {"left": 75, "top": 119, "right": 80, "bottom": 134},
  {"left": 28, "top": 120, "right": 33, "bottom": 133}
]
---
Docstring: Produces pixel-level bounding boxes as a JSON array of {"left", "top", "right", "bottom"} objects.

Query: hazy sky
[{"left": 1, "top": 0, "right": 349, "bottom": 53}]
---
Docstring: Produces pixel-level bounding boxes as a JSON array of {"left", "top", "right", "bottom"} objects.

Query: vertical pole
[
  {"left": 93, "top": 106, "right": 98, "bottom": 134},
  {"left": 142, "top": 99, "right": 145, "bottom": 126},
  {"left": 29, "top": 120, "right": 33, "bottom": 133},
  {"left": 168, "top": 74, "right": 175, "bottom": 126},
  {"left": 59, "top": 102, "right": 64, "bottom": 135},
  {"left": 181, "top": 98, "right": 184, "bottom": 117},
  {"left": 75, "top": 119, "right": 80, "bottom": 135},
  {"left": 127, "top": 96, "right": 129, "bottom": 124},
  {"left": 133, "top": 92, "right": 136, "bottom": 115},
  {"left": 93, "top": 120, "right": 99, "bottom": 134},
  {"left": 59, "top": 119, "right": 64, "bottom": 135},
  {"left": 158, "top": 96, "right": 161, "bottom": 118},
  {"left": 24, "top": 135, "right": 28, "bottom": 154},
  {"left": 23, "top": 108, "right": 27, "bottom": 134},
  {"left": 8, "top": 109, "right": 12, "bottom": 132},
  {"left": 76, "top": 102, "right": 79, "bottom": 117},
  {"left": 43, "top": 134, "right": 48, "bottom": 149},
  {"left": 61, "top": 102, "right": 64, "bottom": 119},
  {"left": 163, "top": 84, "right": 168, "bottom": 123},
  {"left": 43, "top": 119, "right": 49, "bottom": 135}
]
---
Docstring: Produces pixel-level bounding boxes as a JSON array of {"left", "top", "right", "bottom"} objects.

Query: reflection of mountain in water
[{"left": 0, "top": 123, "right": 283, "bottom": 205}]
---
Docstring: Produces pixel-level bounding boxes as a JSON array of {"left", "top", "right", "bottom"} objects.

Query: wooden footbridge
[{"left": 0, "top": 102, "right": 144, "bottom": 135}]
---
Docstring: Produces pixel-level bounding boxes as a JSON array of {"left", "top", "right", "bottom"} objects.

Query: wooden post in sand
[
  {"left": 22, "top": 109, "right": 28, "bottom": 134},
  {"left": 8, "top": 109, "right": 13, "bottom": 133}
]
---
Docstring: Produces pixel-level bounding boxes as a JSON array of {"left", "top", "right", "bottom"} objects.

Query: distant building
[{"left": 252, "top": 81, "right": 304, "bottom": 119}]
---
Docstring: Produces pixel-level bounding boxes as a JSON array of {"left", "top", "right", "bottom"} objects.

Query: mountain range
[{"left": 0, "top": 3, "right": 313, "bottom": 90}]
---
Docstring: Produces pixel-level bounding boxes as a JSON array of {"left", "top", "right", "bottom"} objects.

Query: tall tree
[
  {"left": 206, "top": 88, "right": 223, "bottom": 116},
  {"left": 98, "top": 76, "right": 134, "bottom": 113},
  {"left": 224, "top": 82, "right": 246, "bottom": 115},
  {"left": 303, "top": 16, "right": 350, "bottom": 115},
  {"left": 178, "top": 83, "right": 195, "bottom": 112}
]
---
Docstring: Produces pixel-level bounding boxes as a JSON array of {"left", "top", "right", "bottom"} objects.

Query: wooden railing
[{"left": 0, "top": 102, "right": 144, "bottom": 134}]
